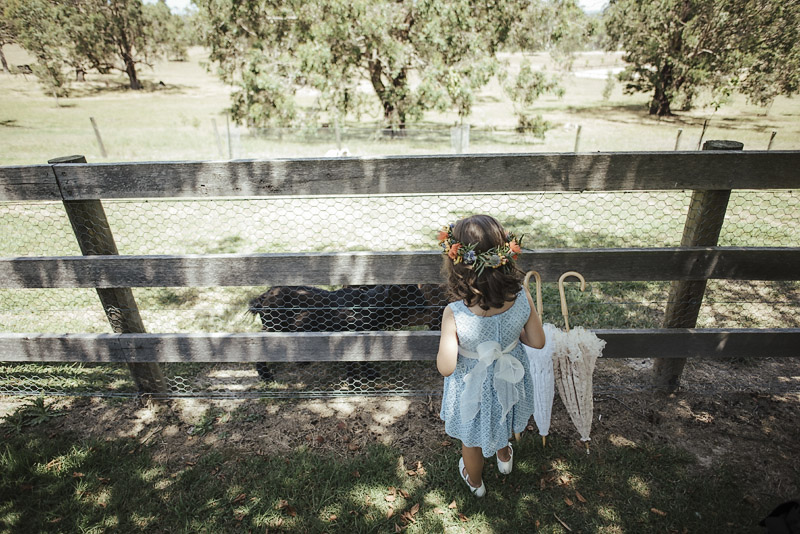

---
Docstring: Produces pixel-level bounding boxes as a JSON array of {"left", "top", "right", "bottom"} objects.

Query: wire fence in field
[{"left": 1, "top": 188, "right": 798, "bottom": 398}]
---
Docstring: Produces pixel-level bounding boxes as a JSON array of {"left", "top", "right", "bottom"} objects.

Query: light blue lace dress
[{"left": 439, "top": 289, "right": 536, "bottom": 457}]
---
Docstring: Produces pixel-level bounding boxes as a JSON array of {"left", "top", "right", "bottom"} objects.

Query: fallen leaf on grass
[
  {"left": 415, "top": 461, "right": 426, "bottom": 476},
  {"left": 276, "top": 500, "right": 297, "bottom": 516},
  {"left": 348, "top": 443, "right": 360, "bottom": 451},
  {"left": 440, "top": 440, "right": 452, "bottom": 447},
  {"left": 45, "top": 459, "right": 61, "bottom": 471},
  {"left": 399, "top": 489, "right": 410, "bottom": 499},
  {"left": 406, "top": 470, "right": 416, "bottom": 476},
  {"left": 575, "top": 490, "right": 587, "bottom": 503},
  {"left": 328, "top": 514, "right": 337, "bottom": 521},
  {"left": 386, "top": 506, "right": 394, "bottom": 519},
  {"left": 448, "top": 500, "right": 457, "bottom": 509},
  {"left": 651, "top": 508, "right": 667, "bottom": 517},
  {"left": 564, "top": 497, "right": 574, "bottom": 506},
  {"left": 352, "top": 470, "right": 361, "bottom": 478},
  {"left": 401, "top": 511, "right": 417, "bottom": 524},
  {"left": 232, "top": 493, "right": 246, "bottom": 504},
  {"left": 434, "top": 508, "right": 444, "bottom": 515},
  {"left": 385, "top": 494, "right": 396, "bottom": 503},
  {"left": 554, "top": 513, "right": 573, "bottom": 532},
  {"left": 535, "top": 519, "right": 541, "bottom": 529},
  {"left": 394, "top": 523, "right": 403, "bottom": 533},
  {"left": 458, "top": 513, "right": 469, "bottom": 522},
  {"left": 409, "top": 503, "right": 420, "bottom": 516}
]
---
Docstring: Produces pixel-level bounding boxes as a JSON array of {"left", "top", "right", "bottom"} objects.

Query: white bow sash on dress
[{"left": 459, "top": 340, "right": 525, "bottom": 425}]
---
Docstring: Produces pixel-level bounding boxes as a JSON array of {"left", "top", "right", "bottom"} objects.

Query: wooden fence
[{"left": 1, "top": 144, "right": 799, "bottom": 395}]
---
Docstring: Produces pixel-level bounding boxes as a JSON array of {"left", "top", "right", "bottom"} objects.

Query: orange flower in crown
[
  {"left": 438, "top": 224, "right": 524, "bottom": 275},
  {"left": 448, "top": 243, "right": 462, "bottom": 262}
]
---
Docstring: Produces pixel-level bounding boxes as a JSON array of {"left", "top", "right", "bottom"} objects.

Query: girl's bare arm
[
  {"left": 437, "top": 306, "right": 459, "bottom": 377},
  {"left": 520, "top": 286, "right": 546, "bottom": 349}
]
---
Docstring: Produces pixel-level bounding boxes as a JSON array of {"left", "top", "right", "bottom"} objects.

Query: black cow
[{"left": 248, "top": 284, "right": 449, "bottom": 384}]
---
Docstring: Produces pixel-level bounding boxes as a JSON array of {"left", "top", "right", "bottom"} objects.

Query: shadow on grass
[
  {"left": 0, "top": 426, "right": 770, "bottom": 533},
  {"left": 67, "top": 79, "right": 197, "bottom": 98}
]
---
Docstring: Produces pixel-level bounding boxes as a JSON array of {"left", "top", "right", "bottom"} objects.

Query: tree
[
  {"left": 5, "top": 0, "right": 72, "bottom": 98},
  {"left": 195, "top": 0, "right": 528, "bottom": 129},
  {"left": 6, "top": 0, "right": 187, "bottom": 91},
  {"left": 502, "top": 59, "right": 563, "bottom": 137},
  {"left": 508, "top": 0, "right": 596, "bottom": 70},
  {"left": 604, "top": 0, "right": 800, "bottom": 116}
]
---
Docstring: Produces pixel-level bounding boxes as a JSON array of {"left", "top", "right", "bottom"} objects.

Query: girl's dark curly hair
[{"left": 442, "top": 214, "right": 524, "bottom": 310}]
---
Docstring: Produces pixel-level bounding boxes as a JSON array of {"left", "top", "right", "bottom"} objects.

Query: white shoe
[
  {"left": 497, "top": 442, "right": 513, "bottom": 475},
  {"left": 458, "top": 457, "right": 486, "bottom": 497}
]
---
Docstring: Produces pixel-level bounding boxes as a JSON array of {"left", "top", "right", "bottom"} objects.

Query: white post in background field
[
  {"left": 212, "top": 119, "right": 224, "bottom": 158},
  {"left": 450, "top": 124, "right": 470, "bottom": 154},
  {"left": 674, "top": 128, "right": 683, "bottom": 151},
  {"left": 226, "top": 114, "right": 233, "bottom": 159},
  {"left": 767, "top": 131, "right": 777, "bottom": 150},
  {"left": 573, "top": 125, "right": 582, "bottom": 152}
]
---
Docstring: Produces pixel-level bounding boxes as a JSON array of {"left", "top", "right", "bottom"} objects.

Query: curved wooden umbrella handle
[
  {"left": 523, "top": 270, "right": 543, "bottom": 319},
  {"left": 558, "top": 271, "right": 586, "bottom": 332}
]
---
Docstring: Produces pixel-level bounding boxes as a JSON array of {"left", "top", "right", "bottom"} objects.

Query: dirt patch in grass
[{"left": 2, "top": 359, "right": 798, "bottom": 511}]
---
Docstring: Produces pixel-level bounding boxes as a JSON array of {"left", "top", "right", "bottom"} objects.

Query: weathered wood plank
[
  {"left": 0, "top": 164, "right": 61, "bottom": 201},
  {"left": 1, "top": 248, "right": 798, "bottom": 289},
  {"left": 50, "top": 151, "right": 800, "bottom": 200},
  {"left": 0, "top": 333, "right": 128, "bottom": 362},
  {"left": 2, "top": 329, "right": 798, "bottom": 362}
]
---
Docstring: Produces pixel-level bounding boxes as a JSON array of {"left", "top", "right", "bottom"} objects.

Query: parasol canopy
[
  {"left": 522, "top": 271, "right": 556, "bottom": 447},
  {"left": 552, "top": 271, "right": 606, "bottom": 452}
]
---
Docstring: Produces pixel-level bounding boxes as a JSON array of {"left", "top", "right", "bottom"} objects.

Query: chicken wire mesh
[{"left": 1, "top": 188, "right": 798, "bottom": 398}]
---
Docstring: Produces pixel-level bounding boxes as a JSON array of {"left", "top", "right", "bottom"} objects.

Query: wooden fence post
[
  {"left": 89, "top": 117, "right": 108, "bottom": 158},
  {"left": 653, "top": 140, "right": 743, "bottom": 392},
  {"left": 49, "top": 155, "right": 168, "bottom": 394}
]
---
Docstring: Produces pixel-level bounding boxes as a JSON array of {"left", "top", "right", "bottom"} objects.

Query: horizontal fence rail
[
  {"left": 2, "top": 151, "right": 800, "bottom": 201},
  {"left": 3, "top": 329, "right": 800, "bottom": 363},
  {"left": 1, "top": 248, "right": 799, "bottom": 288}
]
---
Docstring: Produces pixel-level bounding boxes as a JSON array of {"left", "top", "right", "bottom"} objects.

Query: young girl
[{"left": 437, "top": 214, "right": 546, "bottom": 497}]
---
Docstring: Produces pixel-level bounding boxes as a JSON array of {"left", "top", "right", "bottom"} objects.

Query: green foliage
[
  {"left": 507, "top": 0, "right": 595, "bottom": 70},
  {"left": 1, "top": 397, "right": 64, "bottom": 434},
  {"left": 195, "top": 0, "right": 531, "bottom": 129},
  {"left": 602, "top": 70, "right": 615, "bottom": 101},
  {"left": 514, "top": 113, "right": 551, "bottom": 139},
  {"left": 604, "top": 0, "right": 800, "bottom": 115}
]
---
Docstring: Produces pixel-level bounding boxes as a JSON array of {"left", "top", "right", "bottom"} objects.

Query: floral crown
[{"left": 437, "top": 224, "right": 523, "bottom": 276}]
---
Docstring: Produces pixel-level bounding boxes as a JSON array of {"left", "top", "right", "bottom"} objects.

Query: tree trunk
[
  {"left": 649, "top": 64, "right": 674, "bottom": 116},
  {"left": 368, "top": 58, "right": 407, "bottom": 130},
  {"left": 0, "top": 46, "right": 9, "bottom": 74},
  {"left": 123, "top": 53, "right": 141, "bottom": 90}
]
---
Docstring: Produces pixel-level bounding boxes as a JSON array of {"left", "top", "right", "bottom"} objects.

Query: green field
[{"left": 1, "top": 45, "right": 798, "bottom": 165}]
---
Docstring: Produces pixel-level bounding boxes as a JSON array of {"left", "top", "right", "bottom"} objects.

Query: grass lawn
[{"left": 0, "top": 395, "right": 787, "bottom": 534}]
